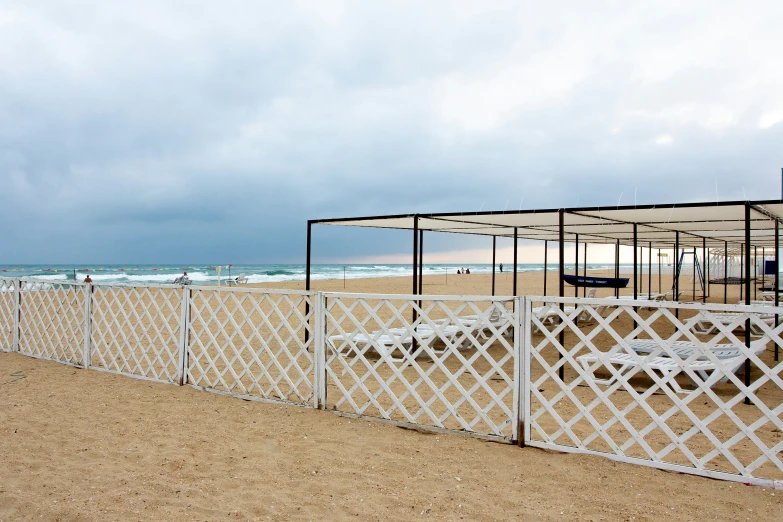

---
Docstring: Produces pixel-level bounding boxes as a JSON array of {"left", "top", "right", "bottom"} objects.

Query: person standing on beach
[
  {"left": 84, "top": 275, "right": 92, "bottom": 283},
  {"left": 499, "top": 263, "right": 503, "bottom": 273}
]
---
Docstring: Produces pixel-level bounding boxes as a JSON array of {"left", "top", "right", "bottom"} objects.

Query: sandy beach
[{"left": 1, "top": 271, "right": 782, "bottom": 520}]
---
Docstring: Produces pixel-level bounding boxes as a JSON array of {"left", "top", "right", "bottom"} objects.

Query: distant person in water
[
  {"left": 83, "top": 275, "right": 92, "bottom": 283},
  {"left": 499, "top": 263, "right": 503, "bottom": 273}
]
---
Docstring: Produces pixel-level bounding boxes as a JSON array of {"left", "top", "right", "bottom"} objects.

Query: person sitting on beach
[
  {"left": 83, "top": 275, "right": 92, "bottom": 283},
  {"left": 173, "top": 271, "right": 191, "bottom": 285},
  {"left": 465, "top": 268, "right": 470, "bottom": 275},
  {"left": 456, "top": 269, "right": 461, "bottom": 275}
]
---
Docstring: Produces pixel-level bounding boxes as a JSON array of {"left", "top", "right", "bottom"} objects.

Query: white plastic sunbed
[
  {"left": 577, "top": 339, "right": 767, "bottom": 394},
  {"left": 327, "top": 324, "right": 469, "bottom": 362},
  {"left": 691, "top": 311, "right": 777, "bottom": 337}
]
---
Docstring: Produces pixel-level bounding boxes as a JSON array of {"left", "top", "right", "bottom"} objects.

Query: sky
[{"left": 1, "top": 1, "right": 782, "bottom": 264}]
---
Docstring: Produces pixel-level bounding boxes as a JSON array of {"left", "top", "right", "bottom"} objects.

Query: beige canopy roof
[{"left": 314, "top": 200, "right": 783, "bottom": 248}]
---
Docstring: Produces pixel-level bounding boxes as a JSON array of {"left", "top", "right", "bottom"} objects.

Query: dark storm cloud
[{"left": 1, "top": 1, "right": 782, "bottom": 263}]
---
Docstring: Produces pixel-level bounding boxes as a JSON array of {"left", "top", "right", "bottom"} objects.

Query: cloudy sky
[{"left": 1, "top": 1, "right": 782, "bottom": 264}]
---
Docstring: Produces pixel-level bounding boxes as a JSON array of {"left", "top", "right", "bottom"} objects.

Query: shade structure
[{"left": 311, "top": 200, "right": 783, "bottom": 248}]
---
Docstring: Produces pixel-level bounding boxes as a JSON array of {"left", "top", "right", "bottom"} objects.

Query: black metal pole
[
  {"left": 639, "top": 246, "right": 643, "bottom": 296},
  {"left": 418, "top": 230, "right": 424, "bottom": 295},
  {"left": 707, "top": 241, "right": 711, "bottom": 296},
  {"left": 583, "top": 242, "right": 588, "bottom": 297},
  {"left": 575, "top": 234, "right": 579, "bottom": 299},
  {"left": 305, "top": 221, "right": 312, "bottom": 345},
  {"left": 702, "top": 238, "right": 706, "bottom": 303},
  {"left": 744, "top": 202, "right": 752, "bottom": 405},
  {"left": 724, "top": 241, "right": 728, "bottom": 304},
  {"left": 754, "top": 245, "right": 758, "bottom": 301},
  {"left": 648, "top": 242, "right": 652, "bottom": 298},
  {"left": 741, "top": 244, "right": 744, "bottom": 302},
  {"left": 615, "top": 239, "right": 620, "bottom": 298},
  {"left": 692, "top": 248, "right": 696, "bottom": 300},
  {"left": 558, "top": 210, "right": 565, "bottom": 381},
  {"left": 413, "top": 217, "right": 419, "bottom": 295},
  {"left": 491, "top": 236, "right": 496, "bottom": 296},
  {"left": 633, "top": 225, "right": 638, "bottom": 300},
  {"left": 675, "top": 234, "right": 680, "bottom": 318},
  {"left": 513, "top": 228, "right": 518, "bottom": 296},
  {"left": 776, "top": 220, "right": 780, "bottom": 361},
  {"left": 633, "top": 225, "right": 638, "bottom": 327},
  {"left": 543, "top": 240, "right": 548, "bottom": 296}
]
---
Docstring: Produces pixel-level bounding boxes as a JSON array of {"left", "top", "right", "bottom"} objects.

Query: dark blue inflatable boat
[{"left": 563, "top": 274, "right": 629, "bottom": 288}]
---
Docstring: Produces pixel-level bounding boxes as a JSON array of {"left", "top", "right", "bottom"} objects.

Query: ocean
[{"left": 0, "top": 263, "right": 626, "bottom": 285}]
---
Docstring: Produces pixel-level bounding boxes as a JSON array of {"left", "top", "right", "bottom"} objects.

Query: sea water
[{"left": 0, "top": 263, "right": 623, "bottom": 285}]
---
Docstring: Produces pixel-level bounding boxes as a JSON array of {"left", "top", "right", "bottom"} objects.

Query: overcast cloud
[{"left": 1, "top": 1, "right": 782, "bottom": 263}]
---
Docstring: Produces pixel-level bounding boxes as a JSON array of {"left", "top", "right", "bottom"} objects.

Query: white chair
[{"left": 226, "top": 274, "right": 248, "bottom": 286}]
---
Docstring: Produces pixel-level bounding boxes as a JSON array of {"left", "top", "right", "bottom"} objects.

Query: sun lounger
[
  {"left": 577, "top": 339, "right": 767, "bottom": 394},
  {"left": 437, "top": 307, "right": 513, "bottom": 339},
  {"left": 327, "top": 324, "right": 470, "bottom": 362},
  {"left": 692, "top": 311, "right": 776, "bottom": 337}
]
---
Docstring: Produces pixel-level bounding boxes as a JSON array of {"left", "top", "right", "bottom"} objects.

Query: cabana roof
[{"left": 312, "top": 200, "right": 783, "bottom": 248}]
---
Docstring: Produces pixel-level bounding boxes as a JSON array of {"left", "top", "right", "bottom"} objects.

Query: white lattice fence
[
  {"left": 0, "top": 278, "right": 17, "bottom": 352},
  {"left": 18, "top": 280, "right": 87, "bottom": 366},
  {"left": 187, "top": 288, "right": 316, "bottom": 406},
  {"left": 524, "top": 296, "right": 783, "bottom": 486},
  {"left": 323, "top": 293, "right": 519, "bottom": 440},
  {"left": 90, "top": 284, "right": 185, "bottom": 383}
]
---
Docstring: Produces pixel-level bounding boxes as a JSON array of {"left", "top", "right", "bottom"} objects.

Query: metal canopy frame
[
  {"left": 308, "top": 199, "right": 783, "bottom": 248},
  {"left": 306, "top": 199, "right": 781, "bottom": 326},
  {"left": 305, "top": 198, "right": 782, "bottom": 363}
]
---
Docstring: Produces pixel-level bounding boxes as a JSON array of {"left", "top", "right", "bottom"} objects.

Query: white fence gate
[
  {"left": 322, "top": 293, "right": 519, "bottom": 441},
  {"left": 2, "top": 278, "right": 783, "bottom": 486},
  {"left": 90, "top": 284, "right": 185, "bottom": 383},
  {"left": 17, "top": 280, "right": 87, "bottom": 366},
  {"left": 523, "top": 296, "right": 783, "bottom": 487},
  {"left": 186, "top": 288, "right": 316, "bottom": 406}
]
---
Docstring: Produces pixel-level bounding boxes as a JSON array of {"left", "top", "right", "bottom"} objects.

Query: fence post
[
  {"left": 313, "top": 292, "right": 326, "bottom": 409},
  {"left": 518, "top": 296, "right": 532, "bottom": 448},
  {"left": 513, "top": 296, "right": 522, "bottom": 445},
  {"left": 13, "top": 279, "right": 21, "bottom": 352},
  {"left": 516, "top": 296, "right": 528, "bottom": 447},
  {"left": 82, "top": 284, "right": 93, "bottom": 368},
  {"left": 178, "top": 286, "right": 191, "bottom": 386}
]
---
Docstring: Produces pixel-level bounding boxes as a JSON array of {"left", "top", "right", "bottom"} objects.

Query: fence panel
[
  {"left": 323, "top": 292, "right": 518, "bottom": 441},
  {"left": 18, "top": 280, "right": 87, "bottom": 366},
  {"left": 0, "top": 278, "right": 17, "bottom": 352},
  {"left": 524, "top": 296, "right": 783, "bottom": 486},
  {"left": 187, "top": 287, "right": 315, "bottom": 405},
  {"left": 90, "top": 284, "right": 184, "bottom": 383}
]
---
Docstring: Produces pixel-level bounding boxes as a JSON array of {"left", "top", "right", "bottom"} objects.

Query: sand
[{"left": 2, "top": 271, "right": 782, "bottom": 520}]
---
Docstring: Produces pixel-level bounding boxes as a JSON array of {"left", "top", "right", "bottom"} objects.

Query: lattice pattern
[
  {"left": 91, "top": 285, "right": 184, "bottom": 383},
  {"left": 0, "top": 278, "right": 17, "bottom": 351},
  {"left": 18, "top": 281, "right": 86, "bottom": 365},
  {"left": 187, "top": 289, "right": 315, "bottom": 405},
  {"left": 324, "top": 293, "right": 518, "bottom": 439},
  {"left": 525, "top": 296, "right": 783, "bottom": 484}
]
